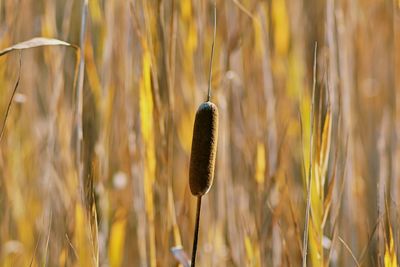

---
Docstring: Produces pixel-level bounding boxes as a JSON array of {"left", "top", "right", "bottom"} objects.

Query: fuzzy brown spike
[{"left": 189, "top": 101, "right": 219, "bottom": 196}]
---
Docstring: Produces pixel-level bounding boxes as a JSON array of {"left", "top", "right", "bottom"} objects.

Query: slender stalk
[
  {"left": 191, "top": 196, "right": 202, "bottom": 267},
  {"left": 207, "top": 3, "right": 216, "bottom": 102},
  {"left": 190, "top": 3, "right": 216, "bottom": 266},
  {"left": 76, "top": 0, "right": 88, "bottom": 197},
  {"left": 0, "top": 51, "right": 21, "bottom": 142},
  {"left": 302, "top": 42, "right": 317, "bottom": 267}
]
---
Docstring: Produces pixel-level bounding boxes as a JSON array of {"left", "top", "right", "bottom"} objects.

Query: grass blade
[{"left": 0, "top": 37, "right": 74, "bottom": 57}]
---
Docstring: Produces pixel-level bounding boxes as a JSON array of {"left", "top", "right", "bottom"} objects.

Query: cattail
[
  {"left": 189, "top": 4, "right": 217, "bottom": 267},
  {"left": 189, "top": 101, "right": 219, "bottom": 196}
]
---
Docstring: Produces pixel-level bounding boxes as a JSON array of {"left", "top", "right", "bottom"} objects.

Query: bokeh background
[{"left": 0, "top": 0, "right": 399, "bottom": 266}]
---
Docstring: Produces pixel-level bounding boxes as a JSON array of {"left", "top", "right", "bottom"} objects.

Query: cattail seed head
[{"left": 189, "top": 101, "right": 219, "bottom": 196}]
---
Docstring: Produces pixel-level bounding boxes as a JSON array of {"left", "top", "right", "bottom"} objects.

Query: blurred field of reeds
[{"left": 0, "top": 0, "right": 399, "bottom": 266}]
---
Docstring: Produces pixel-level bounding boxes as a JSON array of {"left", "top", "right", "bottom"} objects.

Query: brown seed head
[{"left": 189, "top": 101, "right": 219, "bottom": 196}]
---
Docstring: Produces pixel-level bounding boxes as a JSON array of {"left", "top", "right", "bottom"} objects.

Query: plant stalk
[{"left": 191, "top": 196, "right": 202, "bottom": 267}]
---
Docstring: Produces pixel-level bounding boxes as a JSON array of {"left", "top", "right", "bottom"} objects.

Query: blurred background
[{"left": 0, "top": 0, "right": 399, "bottom": 266}]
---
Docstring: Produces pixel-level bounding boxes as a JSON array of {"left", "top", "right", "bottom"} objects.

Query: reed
[{"left": 188, "top": 3, "right": 218, "bottom": 266}]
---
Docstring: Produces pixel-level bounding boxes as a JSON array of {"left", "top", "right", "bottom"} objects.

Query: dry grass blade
[
  {"left": 358, "top": 214, "right": 384, "bottom": 265},
  {"left": 231, "top": 0, "right": 254, "bottom": 19},
  {"left": 326, "top": 135, "right": 348, "bottom": 265},
  {"left": 65, "top": 234, "right": 79, "bottom": 260},
  {"left": 0, "top": 36, "right": 78, "bottom": 142},
  {"left": 0, "top": 37, "right": 75, "bottom": 56},
  {"left": 0, "top": 0, "right": 396, "bottom": 266},
  {"left": 319, "top": 109, "right": 332, "bottom": 180},
  {"left": 384, "top": 195, "right": 398, "bottom": 267},
  {"left": 321, "top": 139, "right": 337, "bottom": 228},
  {"left": 338, "top": 236, "right": 361, "bottom": 267},
  {"left": 76, "top": 0, "right": 88, "bottom": 189},
  {"left": 302, "top": 42, "right": 317, "bottom": 267},
  {"left": 286, "top": 178, "right": 304, "bottom": 257},
  {"left": 43, "top": 209, "right": 52, "bottom": 266},
  {"left": 29, "top": 232, "right": 41, "bottom": 267},
  {"left": 0, "top": 52, "right": 21, "bottom": 142}
]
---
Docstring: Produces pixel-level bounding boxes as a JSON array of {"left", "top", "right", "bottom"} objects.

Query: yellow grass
[{"left": 0, "top": 0, "right": 399, "bottom": 266}]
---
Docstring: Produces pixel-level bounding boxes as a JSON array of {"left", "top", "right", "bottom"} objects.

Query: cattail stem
[
  {"left": 207, "top": 2, "right": 216, "bottom": 102},
  {"left": 190, "top": 196, "right": 202, "bottom": 267}
]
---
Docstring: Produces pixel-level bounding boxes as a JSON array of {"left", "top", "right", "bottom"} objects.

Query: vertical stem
[
  {"left": 0, "top": 52, "right": 21, "bottom": 142},
  {"left": 191, "top": 196, "right": 202, "bottom": 267},
  {"left": 207, "top": 3, "right": 216, "bottom": 102},
  {"left": 77, "top": 0, "right": 88, "bottom": 201},
  {"left": 302, "top": 42, "right": 318, "bottom": 267}
]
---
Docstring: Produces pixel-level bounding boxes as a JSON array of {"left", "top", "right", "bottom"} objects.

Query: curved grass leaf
[{"left": 0, "top": 37, "right": 75, "bottom": 57}]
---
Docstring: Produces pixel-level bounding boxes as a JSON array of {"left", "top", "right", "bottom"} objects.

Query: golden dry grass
[{"left": 0, "top": 0, "right": 399, "bottom": 266}]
